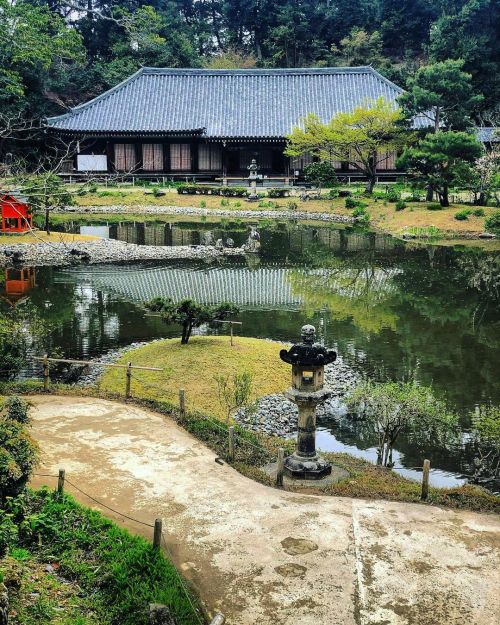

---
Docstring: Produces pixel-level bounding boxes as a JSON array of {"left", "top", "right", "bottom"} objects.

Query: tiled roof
[
  {"left": 47, "top": 67, "right": 426, "bottom": 137},
  {"left": 475, "top": 127, "right": 500, "bottom": 143}
]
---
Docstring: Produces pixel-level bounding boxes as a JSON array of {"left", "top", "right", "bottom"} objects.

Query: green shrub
[
  {"left": 351, "top": 206, "right": 366, "bottom": 217},
  {"left": 303, "top": 161, "right": 338, "bottom": 188},
  {"left": 395, "top": 200, "right": 407, "bottom": 211},
  {"left": 473, "top": 208, "right": 485, "bottom": 217},
  {"left": 3, "top": 396, "right": 30, "bottom": 424},
  {"left": 386, "top": 188, "right": 401, "bottom": 202},
  {"left": 199, "top": 200, "right": 206, "bottom": 208},
  {"left": 220, "top": 198, "right": 230, "bottom": 207},
  {"left": 286, "top": 200, "right": 298, "bottom": 210},
  {"left": 220, "top": 186, "right": 247, "bottom": 197},
  {"left": 0, "top": 397, "right": 39, "bottom": 502},
  {"left": 455, "top": 209, "right": 472, "bottom": 221},
  {"left": 345, "top": 196, "right": 358, "bottom": 209},
  {"left": 267, "top": 188, "right": 287, "bottom": 198},
  {"left": 485, "top": 211, "right": 500, "bottom": 234},
  {"left": 427, "top": 202, "right": 443, "bottom": 211},
  {"left": 327, "top": 188, "right": 339, "bottom": 199},
  {"left": 0, "top": 513, "right": 18, "bottom": 557}
]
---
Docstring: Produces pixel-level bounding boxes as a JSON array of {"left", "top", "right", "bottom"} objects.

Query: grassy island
[{"left": 100, "top": 336, "right": 290, "bottom": 419}]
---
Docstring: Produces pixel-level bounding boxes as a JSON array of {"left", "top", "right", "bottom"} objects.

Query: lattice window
[
  {"left": 170, "top": 144, "right": 191, "bottom": 171},
  {"left": 114, "top": 144, "right": 137, "bottom": 171},
  {"left": 198, "top": 144, "right": 222, "bottom": 171},
  {"left": 142, "top": 144, "right": 164, "bottom": 171}
]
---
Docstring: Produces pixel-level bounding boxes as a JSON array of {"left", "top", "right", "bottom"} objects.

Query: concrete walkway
[{"left": 30, "top": 396, "right": 500, "bottom": 625}]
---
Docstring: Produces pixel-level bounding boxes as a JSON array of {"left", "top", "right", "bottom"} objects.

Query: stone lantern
[{"left": 279, "top": 325, "right": 336, "bottom": 479}]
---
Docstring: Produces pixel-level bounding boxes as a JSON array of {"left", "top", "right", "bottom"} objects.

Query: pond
[{"left": 2, "top": 219, "right": 499, "bottom": 490}]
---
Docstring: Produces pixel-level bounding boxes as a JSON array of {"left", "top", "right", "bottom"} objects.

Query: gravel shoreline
[
  {"left": 0, "top": 238, "right": 244, "bottom": 268},
  {"left": 235, "top": 358, "right": 358, "bottom": 437},
  {"left": 61, "top": 204, "right": 357, "bottom": 224}
]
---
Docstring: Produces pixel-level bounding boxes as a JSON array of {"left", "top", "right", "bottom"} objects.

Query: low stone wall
[
  {"left": 61, "top": 204, "right": 357, "bottom": 224},
  {"left": 0, "top": 239, "right": 244, "bottom": 268}
]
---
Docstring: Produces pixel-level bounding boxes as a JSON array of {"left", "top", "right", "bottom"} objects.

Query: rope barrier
[
  {"left": 130, "top": 371, "right": 274, "bottom": 456},
  {"left": 64, "top": 477, "right": 156, "bottom": 528},
  {"left": 32, "top": 472, "right": 204, "bottom": 623},
  {"left": 161, "top": 533, "right": 205, "bottom": 625}
]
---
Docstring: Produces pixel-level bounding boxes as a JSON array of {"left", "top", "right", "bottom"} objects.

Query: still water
[{"left": 3, "top": 220, "right": 500, "bottom": 489}]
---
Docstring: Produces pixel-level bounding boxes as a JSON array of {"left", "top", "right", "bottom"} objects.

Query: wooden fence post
[
  {"left": 228, "top": 426, "right": 235, "bottom": 461},
  {"left": 276, "top": 448, "right": 284, "bottom": 488},
  {"left": 179, "top": 389, "right": 185, "bottom": 420},
  {"left": 57, "top": 469, "right": 65, "bottom": 496},
  {"left": 421, "top": 459, "right": 430, "bottom": 500},
  {"left": 43, "top": 354, "right": 50, "bottom": 392},
  {"left": 153, "top": 518, "right": 162, "bottom": 550},
  {"left": 125, "top": 362, "right": 132, "bottom": 399}
]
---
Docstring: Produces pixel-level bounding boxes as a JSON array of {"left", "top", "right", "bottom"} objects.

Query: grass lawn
[
  {"left": 100, "top": 336, "right": 290, "bottom": 420},
  {"left": 0, "top": 232, "right": 98, "bottom": 245},
  {"left": 72, "top": 187, "right": 497, "bottom": 238}
]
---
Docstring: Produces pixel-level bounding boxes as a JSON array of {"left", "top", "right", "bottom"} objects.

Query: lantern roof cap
[{"left": 280, "top": 325, "right": 337, "bottom": 367}]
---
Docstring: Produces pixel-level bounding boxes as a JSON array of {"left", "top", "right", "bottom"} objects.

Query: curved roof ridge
[{"left": 140, "top": 66, "right": 374, "bottom": 75}]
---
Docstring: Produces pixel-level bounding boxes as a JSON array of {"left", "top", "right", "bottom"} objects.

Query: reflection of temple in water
[
  {"left": 1, "top": 267, "right": 36, "bottom": 306},
  {"left": 289, "top": 229, "right": 398, "bottom": 254},
  {"left": 56, "top": 262, "right": 398, "bottom": 311},
  {"left": 103, "top": 222, "right": 401, "bottom": 256}
]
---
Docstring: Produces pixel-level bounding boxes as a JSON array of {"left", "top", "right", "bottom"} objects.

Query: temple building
[{"left": 46, "top": 67, "right": 427, "bottom": 182}]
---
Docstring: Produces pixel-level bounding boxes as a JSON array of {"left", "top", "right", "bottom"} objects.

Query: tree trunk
[
  {"left": 434, "top": 107, "right": 440, "bottom": 133},
  {"left": 440, "top": 186, "right": 450, "bottom": 207},
  {"left": 365, "top": 155, "right": 376, "bottom": 194},
  {"left": 44, "top": 208, "right": 50, "bottom": 234},
  {"left": 426, "top": 185, "right": 434, "bottom": 201},
  {"left": 181, "top": 322, "right": 192, "bottom": 344}
]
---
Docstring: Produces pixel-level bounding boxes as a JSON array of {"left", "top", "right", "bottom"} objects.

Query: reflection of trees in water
[
  {"left": 457, "top": 253, "right": 500, "bottom": 328},
  {"left": 289, "top": 250, "right": 401, "bottom": 334},
  {"left": 288, "top": 244, "right": 500, "bottom": 415}
]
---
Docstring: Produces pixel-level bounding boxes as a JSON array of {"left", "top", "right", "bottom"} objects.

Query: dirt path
[{"left": 29, "top": 396, "right": 500, "bottom": 625}]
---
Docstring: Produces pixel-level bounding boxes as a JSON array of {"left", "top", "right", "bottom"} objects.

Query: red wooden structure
[
  {"left": 0, "top": 193, "right": 32, "bottom": 233},
  {"left": 2, "top": 267, "right": 36, "bottom": 306}
]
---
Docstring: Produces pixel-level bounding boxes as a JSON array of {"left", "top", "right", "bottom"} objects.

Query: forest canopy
[{"left": 0, "top": 0, "right": 498, "bottom": 124}]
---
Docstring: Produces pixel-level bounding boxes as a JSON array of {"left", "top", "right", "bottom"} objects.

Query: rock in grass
[{"left": 149, "top": 603, "right": 176, "bottom": 625}]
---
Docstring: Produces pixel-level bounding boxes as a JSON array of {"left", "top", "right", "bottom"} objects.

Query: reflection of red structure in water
[
  {"left": 1, "top": 193, "right": 32, "bottom": 233},
  {"left": 2, "top": 267, "right": 36, "bottom": 306}
]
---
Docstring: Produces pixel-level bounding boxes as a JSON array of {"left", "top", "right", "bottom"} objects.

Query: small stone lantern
[{"left": 279, "top": 325, "right": 336, "bottom": 479}]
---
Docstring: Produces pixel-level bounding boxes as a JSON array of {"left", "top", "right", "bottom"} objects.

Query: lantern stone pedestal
[
  {"left": 280, "top": 325, "right": 337, "bottom": 481},
  {"left": 283, "top": 387, "right": 332, "bottom": 479}
]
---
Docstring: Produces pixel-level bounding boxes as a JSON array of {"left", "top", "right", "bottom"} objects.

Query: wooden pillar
[
  {"left": 153, "top": 518, "right": 162, "bottom": 550},
  {"left": 57, "top": 469, "right": 65, "bottom": 496},
  {"left": 276, "top": 448, "right": 284, "bottom": 488},
  {"left": 421, "top": 459, "right": 431, "bottom": 500},
  {"left": 125, "top": 362, "right": 132, "bottom": 399},
  {"left": 43, "top": 354, "right": 50, "bottom": 392}
]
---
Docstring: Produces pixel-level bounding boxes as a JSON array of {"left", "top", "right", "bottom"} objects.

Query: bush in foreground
[
  {"left": 0, "top": 396, "right": 39, "bottom": 503},
  {"left": 1, "top": 489, "right": 201, "bottom": 625},
  {"left": 485, "top": 210, "right": 500, "bottom": 234}
]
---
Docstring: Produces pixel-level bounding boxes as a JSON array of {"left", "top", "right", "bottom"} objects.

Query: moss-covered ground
[{"left": 99, "top": 336, "right": 290, "bottom": 420}]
